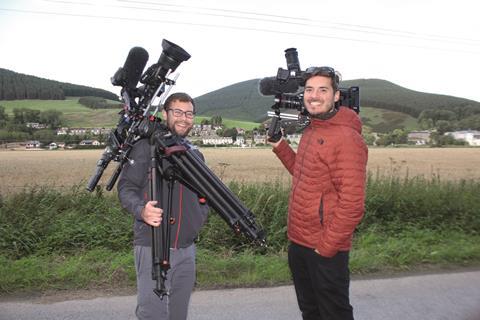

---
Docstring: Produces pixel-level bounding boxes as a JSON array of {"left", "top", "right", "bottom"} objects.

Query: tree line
[
  {"left": 78, "top": 96, "right": 123, "bottom": 109},
  {"left": 418, "top": 106, "right": 480, "bottom": 133},
  {"left": 0, "top": 68, "right": 118, "bottom": 101}
]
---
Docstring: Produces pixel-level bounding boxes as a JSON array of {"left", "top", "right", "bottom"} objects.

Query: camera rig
[
  {"left": 86, "top": 40, "right": 266, "bottom": 298},
  {"left": 259, "top": 48, "right": 360, "bottom": 142}
]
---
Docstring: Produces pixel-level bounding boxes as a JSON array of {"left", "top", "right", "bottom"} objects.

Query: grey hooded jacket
[{"left": 117, "top": 138, "right": 209, "bottom": 248}]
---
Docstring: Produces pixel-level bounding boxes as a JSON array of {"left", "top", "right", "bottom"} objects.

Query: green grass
[
  {"left": 1, "top": 228, "right": 478, "bottom": 294},
  {"left": 1, "top": 98, "right": 90, "bottom": 113},
  {"left": 0, "top": 178, "right": 479, "bottom": 295},
  {"left": 194, "top": 116, "right": 260, "bottom": 130},
  {"left": 350, "top": 227, "right": 480, "bottom": 274},
  {"left": 0, "top": 98, "right": 120, "bottom": 128},
  {"left": 361, "top": 106, "right": 419, "bottom": 132}
]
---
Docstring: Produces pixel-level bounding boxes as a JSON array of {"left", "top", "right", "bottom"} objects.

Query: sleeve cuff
[
  {"left": 316, "top": 241, "right": 338, "bottom": 258},
  {"left": 134, "top": 204, "right": 145, "bottom": 222}
]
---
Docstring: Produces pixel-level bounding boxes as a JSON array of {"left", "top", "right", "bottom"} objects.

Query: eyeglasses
[
  {"left": 305, "top": 66, "right": 336, "bottom": 77},
  {"left": 166, "top": 108, "right": 195, "bottom": 119}
]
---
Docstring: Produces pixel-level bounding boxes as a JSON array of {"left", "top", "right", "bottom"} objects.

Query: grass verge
[{"left": 1, "top": 227, "right": 479, "bottom": 295}]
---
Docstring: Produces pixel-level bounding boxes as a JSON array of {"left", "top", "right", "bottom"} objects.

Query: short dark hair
[
  {"left": 163, "top": 92, "right": 196, "bottom": 112},
  {"left": 303, "top": 66, "right": 341, "bottom": 91}
]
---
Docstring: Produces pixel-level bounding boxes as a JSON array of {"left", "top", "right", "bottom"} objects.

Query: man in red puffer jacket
[{"left": 269, "top": 66, "right": 368, "bottom": 320}]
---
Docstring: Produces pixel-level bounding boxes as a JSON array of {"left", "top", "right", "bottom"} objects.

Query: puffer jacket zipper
[
  {"left": 319, "top": 196, "right": 324, "bottom": 226},
  {"left": 292, "top": 127, "right": 313, "bottom": 196}
]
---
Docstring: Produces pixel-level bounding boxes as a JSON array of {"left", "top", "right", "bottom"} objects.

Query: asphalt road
[{"left": 1, "top": 270, "right": 479, "bottom": 320}]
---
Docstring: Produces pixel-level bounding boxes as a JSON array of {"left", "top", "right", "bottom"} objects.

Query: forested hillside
[{"left": 0, "top": 68, "right": 118, "bottom": 101}]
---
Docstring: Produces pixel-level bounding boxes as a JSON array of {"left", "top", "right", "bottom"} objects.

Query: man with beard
[
  {"left": 269, "top": 67, "right": 368, "bottom": 320},
  {"left": 118, "top": 92, "right": 209, "bottom": 320}
]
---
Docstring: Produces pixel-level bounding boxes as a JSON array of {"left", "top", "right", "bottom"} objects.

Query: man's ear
[
  {"left": 334, "top": 90, "right": 340, "bottom": 102},
  {"left": 162, "top": 109, "right": 168, "bottom": 120}
]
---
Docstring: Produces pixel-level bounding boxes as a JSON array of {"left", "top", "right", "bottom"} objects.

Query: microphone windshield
[
  {"left": 123, "top": 47, "right": 149, "bottom": 89},
  {"left": 258, "top": 77, "right": 299, "bottom": 96}
]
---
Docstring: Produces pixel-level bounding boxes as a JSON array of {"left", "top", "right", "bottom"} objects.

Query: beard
[
  {"left": 304, "top": 99, "right": 335, "bottom": 115},
  {"left": 166, "top": 117, "right": 193, "bottom": 137}
]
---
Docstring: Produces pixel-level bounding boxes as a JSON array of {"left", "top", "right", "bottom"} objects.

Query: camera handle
[{"left": 267, "top": 108, "right": 283, "bottom": 143}]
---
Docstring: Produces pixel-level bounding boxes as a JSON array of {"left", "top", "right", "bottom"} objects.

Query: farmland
[{"left": 1, "top": 147, "right": 479, "bottom": 195}]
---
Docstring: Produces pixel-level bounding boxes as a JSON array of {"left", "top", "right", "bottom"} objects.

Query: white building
[
  {"left": 79, "top": 139, "right": 101, "bottom": 146},
  {"left": 69, "top": 128, "right": 88, "bottom": 136},
  {"left": 202, "top": 136, "right": 233, "bottom": 146},
  {"left": 445, "top": 130, "right": 480, "bottom": 146},
  {"left": 25, "top": 140, "right": 41, "bottom": 148},
  {"left": 56, "top": 127, "right": 69, "bottom": 135},
  {"left": 407, "top": 130, "right": 432, "bottom": 145},
  {"left": 26, "top": 122, "right": 47, "bottom": 129}
]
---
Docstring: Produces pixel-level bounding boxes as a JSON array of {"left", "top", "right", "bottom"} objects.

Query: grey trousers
[{"left": 134, "top": 244, "right": 196, "bottom": 320}]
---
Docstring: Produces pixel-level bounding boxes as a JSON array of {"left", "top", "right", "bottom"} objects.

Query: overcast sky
[{"left": 1, "top": 0, "right": 479, "bottom": 103}]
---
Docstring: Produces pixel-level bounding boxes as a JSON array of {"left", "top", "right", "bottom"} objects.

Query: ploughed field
[{"left": 1, "top": 147, "right": 479, "bottom": 194}]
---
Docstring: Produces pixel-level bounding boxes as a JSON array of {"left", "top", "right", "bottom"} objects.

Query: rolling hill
[
  {"left": 2, "top": 68, "right": 480, "bottom": 133},
  {"left": 195, "top": 78, "right": 480, "bottom": 123}
]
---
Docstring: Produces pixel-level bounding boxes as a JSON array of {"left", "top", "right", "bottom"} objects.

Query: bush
[{"left": 1, "top": 177, "right": 478, "bottom": 259}]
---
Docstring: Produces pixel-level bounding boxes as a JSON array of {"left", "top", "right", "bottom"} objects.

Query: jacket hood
[{"left": 310, "top": 107, "right": 362, "bottom": 134}]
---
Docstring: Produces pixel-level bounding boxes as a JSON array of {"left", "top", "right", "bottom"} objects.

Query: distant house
[
  {"left": 69, "top": 128, "right": 88, "bottom": 136},
  {"left": 79, "top": 139, "right": 101, "bottom": 146},
  {"left": 56, "top": 127, "right": 69, "bottom": 135},
  {"left": 90, "top": 127, "right": 110, "bottom": 135},
  {"left": 235, "top": 128, "right": 246, "bottom": 135},
  {"left": 233, "top": 136, "right": 245, "bottom": 146},
  {"left": 25, "top": 140, "right": 41, "bottom": 148},
  {"left": 407, "top": 130, "right": 432, "bottom": 145},
  {"left": 26, "top": 122, "right": 47, "bottom": 129},
  {"left": 445, "top": 130, "right": 480, "bottom": 146},
  {"left": 202, "top": 136, "right": 233, "bottom": 145},
  {"left": 253, "top": 134, "right": 267, "bottom": 145}
]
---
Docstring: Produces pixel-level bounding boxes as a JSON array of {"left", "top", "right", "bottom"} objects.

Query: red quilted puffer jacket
[{"left": 273, "top": 107, "right": 368, "bottom": 257}]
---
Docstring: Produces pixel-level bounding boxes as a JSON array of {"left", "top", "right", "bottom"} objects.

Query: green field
[
  {"left": 361, "top": 106, "right": 418, "bottom": 132},
  {"left": 0, "top": 98, "right": 262, "bottom": 129}
]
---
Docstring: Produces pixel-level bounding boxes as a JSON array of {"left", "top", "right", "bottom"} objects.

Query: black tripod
[{"left": 148, "top": 127, "right": 266, "bottom": 298}]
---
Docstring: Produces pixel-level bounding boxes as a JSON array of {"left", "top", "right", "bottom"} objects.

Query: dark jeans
[{"left": 288, "top": 242, "right": 353, "bottom": 320}]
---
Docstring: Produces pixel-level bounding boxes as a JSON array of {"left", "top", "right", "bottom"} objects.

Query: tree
[
  {"left": 458, "top": 114, "right": 480, "bottom": 131},
  {"left": 376, "top": 129, "right": 407, "bottom": 146},
  {"left": 222, "top": 127, "right": 237, "bottom": 141},
  {"left": 211, "top": 115, "right": 223, "bottom": 126},
  {"left": 12, "top": 108, "right": 25, "bottom": 124},
  {"left": 436, "top": 120, "right": 454, "bottom": 135},
  {"left": 33, "top": 129, "right": 56, "bottom": 144},
  {"left": 40, "top": 110, "right": 63, "bottom": 129},
  {"left": 0, "top": 106, "right": 8, "bottom": 128},
  {"left": 24, "top": 109, "right": 41, "bottom": 123},
  {"left": 361, "top": 126, "right": 376, "bottom": 146}
]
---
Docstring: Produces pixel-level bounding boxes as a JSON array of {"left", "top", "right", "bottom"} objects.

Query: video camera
[
  {"left": 258, "top": 48, "right": 360, "bottom": 142},
  {"left": 259, "top": 48, "right": 360, "bottom": 113},
  {"left": 86, "top": 40, "right": 191, "bottom": 192}
]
